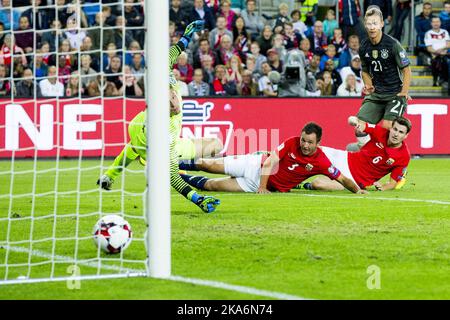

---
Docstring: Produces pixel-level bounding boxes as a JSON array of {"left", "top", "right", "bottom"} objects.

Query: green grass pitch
[{"left": 0, "top": 158, "right": 449, "bottom": 300}]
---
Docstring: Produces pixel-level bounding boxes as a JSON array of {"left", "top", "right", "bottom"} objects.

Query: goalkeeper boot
[
  {"left": 97, "top": 174, "right": 114, "bottom": 190},
  {"left": 196, "top": 196, "right": 221, "bottom": 213}
]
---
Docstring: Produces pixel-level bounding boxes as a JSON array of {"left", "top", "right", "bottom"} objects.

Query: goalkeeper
[{"left": 97, "top": 21, "right": 220, "bottom": 213}]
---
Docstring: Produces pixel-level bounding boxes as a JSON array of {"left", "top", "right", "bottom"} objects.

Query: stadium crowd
[{"left": 0, "top": 0, "right": 448, "bottom": 98}]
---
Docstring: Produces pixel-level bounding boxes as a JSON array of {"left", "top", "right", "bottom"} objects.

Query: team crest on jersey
[
  {"left": 305, "top": 163, "right": 314, "bottom": 171},
  {"left": 386, "top": 158, "right": 395, "bottom": 165},
  {"left": 372, "top": 50, "right": 378, "bottom": 59},
  {"left": 381, "top": 49, "right": 389, "bottom": 59}
]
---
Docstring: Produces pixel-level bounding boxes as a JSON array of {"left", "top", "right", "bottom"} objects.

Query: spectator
[
  {"left": 0, "top": 63, "right": 11, "bottom": 96},
  {"left": 232, "top": 16, "right": 251, "bottom": 61},
  {"left": 170, "top": 0, "right": 189, "bottom": 33},
  {"left": 249, "top": 41, "right": 267, "bottom": 73},
  {"left": 86, "top": 78, "right": 101, "bottom": 97},
  {"left": 14, "top": 67, "right": 41, "bottom": 97},
  {"left": 338, "top": 34, "right": 359, "bottom": 69},
  {"left": 307, "top": 20, "right": 328, "bottom": 56},
  {"left": 200, "top": 54, "right": 215, "bottom": 85},
  {"left": 215, "top": 34, "right": 236, "bottom": 66},
  {"left": 57, "top": 54, "right": 72, "bottom": 85},
  {"left": 318, "top": 58, "right": 342, "bottom": 89},
  {"left": 256, "top": 25, "right": 273, "bottom": 56},
  {"left": 212, "top": 64, "right": 237, "bottom": 95},
  {"left": 336, "top": 73, "right": 362, "bottom": 96},
  {"left": 415, "top": 2, "right": 434, "bottom": 58},
  {"left": 240, "top": 0, "right": 265, "bottom": 40},
  {"left": 65, "top": 71, "right": 82, "bottom": 97},
  {"left": 125, "top": 41, "right": 144, "bottom": 67},
  {"left": 80, "top": 36, "right": 100, "bottom": 71},
  {"left": 272, "top": 2, "right": 290, "bottom": 34},
  {"left": 290, "top": 9, "right": 307, "bottom": 37},
  {"left": 14, "top": 16, "right": 34, "bottom": 54},
  {"left": 306, "top": 53, "right": 322, "bottom": 79},
  {"left": 59, "top": 39, "right": 76, "bottom": 69},
  {"left": 226, "top": 54, "right": 243, "bottom": 86},
  {"left": 299, "top": 0, "right": 319, "bottom": 27},
  {"left": 193, "top": 38, "right": 217, "bottom": 69},
  {"left": 33, "top": 50, "right": 48, "bottom": 79},
  {"left": 392, "top": 0, "right": 412, "bottom": 41},
  {"left": 39, "top": 65, "right": 64, "bottom": 97},
  {"left": 323, "top": 9, "right": 338, "bottom": 40},
  {"left": 299, "top": 38, "right": 313, "bottom": 65},
  {"left": 258, "top": 61, "right": 277, "bottom": 97},
  {"left": 130, "top": 53, "right": 145, "bottom": 81},
  {"left": 219, "top": 0, "right": 237, "bottom": 31},
  {"left": 88, "top": 12, "right": 114, "bottom": 50},
  {"left": 230, "top": 0, "right": 245, "bottom": 15},
  {"left": 319, "top": 44, "right": 339, "bottom": 71},
  {"left": 316, "top": 70, "right": 336, "bottom": 95},
  {"left": 238, "top": 69, "right": 258, "bottom": 95},
  {"left": 189, "top": 0, "right": 216, "bottom": 31},
  {"left": 244, "top": 54, "right": 261, "bottom": 80},
  {"left": 79, "top": 54, "right": 98, "bottom": 88},
  {"left": 283, "top": 22, "right": 303, "bottom": 51},
  {"left": 173, "top": 68, "right": 189, "bottom": 96},
  {"left": 124, "top": 0, "right": 144, "bottom": 46},
  {"left": 206, "top": 0, "right": 221, "bottom": 16},
  {"left": 339, "top": 54, "right": 362, "bottom": 84},
  {"left": 64, "top": 14, "right": 87, "bottom": 50},
  {"left": 440, "top": 1, "right": 450, "bottom": 33},
  {"left": 102, "top": 5, "right": 117, "bottom": 27},
  {"left": 339, "top": 0, "right": 363, "bottom": 41},
  {"left": 40, "top": 19, "right": 64, "bottom": 53},
  {"left": 267, "top": 48, "right": 283, "bottom": 74},
  {"left": 1, "top": 0, "right": 24, "bottom": 31},
  {"left": 0, "top": 34, "right": 27, "bottom": 71},
  {"left": 271, "top": 33, "right": 287, "bottom": 62},
  {"left": 188, "top": 68, "right": 210, "bottom": 96},
  {"left": 330, "top": 28, "right": 347, "bottom": 58},
  {"left": 104, "top": 15, "right": 134, "bottom": 49},
  {"left": 209, "top": 15, "right": 234, "bottom": 50},
  {"left": 278, "top": 48, "right": 307, "bottom": 97},
  {"left": 424, "top": 16, "right": 450, "bottom": 86},
  {"left": 12, "top": 56, "right": 26, "bottom": 78},
  {"left": 174, "top": 52, "right": 194, "bottom": 83},
  {"left": 105, "top": 55, "right": 122, "bottom": 90},
  {"left": 121, "top": 65, "right": 144, "bottom": 97},
  {"left": 103, "top": 42, "right": 120, "bottom": 71}
]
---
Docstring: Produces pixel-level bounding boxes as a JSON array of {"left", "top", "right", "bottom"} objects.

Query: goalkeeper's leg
[{"left": 97, "top": 144, "right": 139, "bottom": 190}]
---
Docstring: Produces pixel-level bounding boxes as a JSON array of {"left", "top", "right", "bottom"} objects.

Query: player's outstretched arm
[
  {"left": 336, "top": 174, "right": 368, "bottom": 194},
  {"left": 348, "top": 116, "right": 367, "bottom": 134},
  {"left": 169, "top": 20, "right": 205, "bottom": 70},
  {"left": 257, "top": 152, "right": 280, "bottom": 194}
]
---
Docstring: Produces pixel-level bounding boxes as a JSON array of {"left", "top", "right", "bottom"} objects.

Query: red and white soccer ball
[{"left": 93, "top": 215, "right": 132, "bottom": 254}]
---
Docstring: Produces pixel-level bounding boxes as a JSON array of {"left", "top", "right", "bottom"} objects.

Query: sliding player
[
  {"left": 97, "top": 20, "right": 220, "bottom": 213},
  {"left": 306, "top": 116, "right": 411, "bottom": 191},
  {"left": 179, "top": 122, "right": 366, "bottom": 194}
]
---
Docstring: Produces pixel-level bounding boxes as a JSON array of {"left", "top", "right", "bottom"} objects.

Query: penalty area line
[{"left": 1, "top": 246, "right": 309, "bottom": 300}]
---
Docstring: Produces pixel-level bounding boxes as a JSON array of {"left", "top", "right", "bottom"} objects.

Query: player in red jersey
[
  {"left": 178, "top": 122, "right": 366, "bottom": 194},
  {"left": 307, "top": 116, "right": 411, "bottom": 191}
]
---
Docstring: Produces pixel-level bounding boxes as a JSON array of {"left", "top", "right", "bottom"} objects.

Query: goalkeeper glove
[
  {"left": 97, "top": 174, "right": 114, "bottom": 191},
  {"left": 180, "top": 20, "right": 205, "bottom": 47},
  {"left": 191, "top": 193, "right": 220, "bottom": 213}
]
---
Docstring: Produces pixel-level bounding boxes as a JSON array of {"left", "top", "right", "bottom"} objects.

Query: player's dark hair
[
  {"left": 302, "top": 122, "right": 322, "bottom": 142},
  {"left": 393, "top": 117, "right": 412, "bottom": 134}
]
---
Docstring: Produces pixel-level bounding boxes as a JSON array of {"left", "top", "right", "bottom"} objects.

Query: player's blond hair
[{"left": 364, "top": 5, "right": 384, "bottom": 21}]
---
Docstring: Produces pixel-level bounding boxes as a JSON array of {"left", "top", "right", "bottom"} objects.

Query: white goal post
[{"left": 0, "top": 0, "right": 168, "bottom": 284}]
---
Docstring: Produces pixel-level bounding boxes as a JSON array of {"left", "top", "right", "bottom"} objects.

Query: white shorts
[
  {"left": 320, "top": 146, "right": 356, "bottom": 184},
  {"left": 223, "top": 154, "right": 262, "bottom": 192}
]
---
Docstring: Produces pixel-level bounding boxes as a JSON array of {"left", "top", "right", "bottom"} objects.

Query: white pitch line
[
  {"left": 187, "top": 192, "right": 450, "bottom": 206},
  {"left": 1, "top": 246, "right": 308, "bottom": 300}
]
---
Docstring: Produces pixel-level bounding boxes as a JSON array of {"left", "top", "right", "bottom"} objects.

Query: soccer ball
[{"left": 93, "top": 215, "right": 132, "bottom": 254}]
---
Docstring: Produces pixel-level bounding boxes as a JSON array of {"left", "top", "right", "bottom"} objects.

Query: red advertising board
[{"left": 0, "top": 97, "right": 449, "bottom": 158}]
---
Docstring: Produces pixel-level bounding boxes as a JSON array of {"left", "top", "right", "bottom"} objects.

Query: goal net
[{"left": 0, "top": 0, "right": 162, "bottom": 284}]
